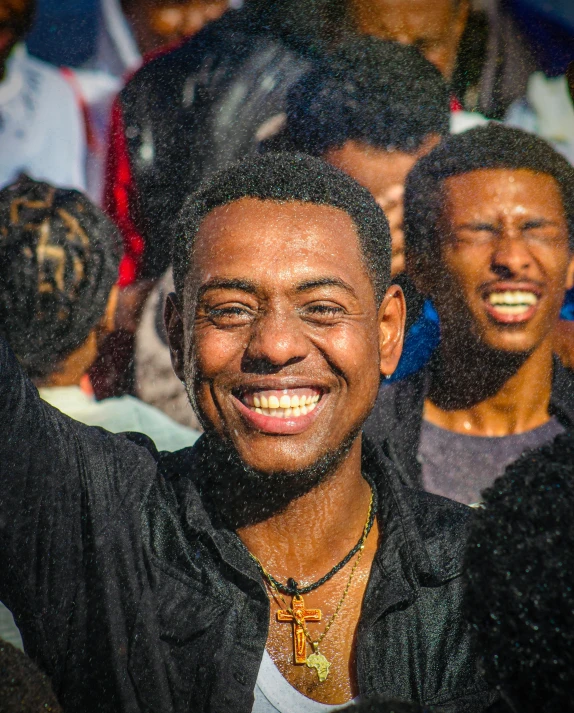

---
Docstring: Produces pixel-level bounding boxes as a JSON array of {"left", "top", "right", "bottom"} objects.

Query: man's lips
[
  {"left": 232, "top": 386, "right": 326, "bottom": 435},
  {"left": 481, "top": 283, "right": 543, "bottom": 325}
]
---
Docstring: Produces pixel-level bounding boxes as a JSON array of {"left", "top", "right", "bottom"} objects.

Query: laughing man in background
[{"left": 366, "top": 124, "right": 574, "bottom": 506}]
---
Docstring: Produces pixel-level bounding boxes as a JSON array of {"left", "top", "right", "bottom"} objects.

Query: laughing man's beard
[{"left": 194, "top": 427, "right": 362, "bottom": 530}]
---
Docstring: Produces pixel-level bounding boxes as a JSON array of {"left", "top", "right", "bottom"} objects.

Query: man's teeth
[
  {"left": 488, "top": 290, "right": 539, "bottom": 314},
  {"left": 250, "top": 393, "right": 321, "bottom": 418}
]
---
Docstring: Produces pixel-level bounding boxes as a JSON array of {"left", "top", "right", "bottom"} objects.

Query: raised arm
[{"left": 0, "top": 337, "right": 153, "bottom": 663}]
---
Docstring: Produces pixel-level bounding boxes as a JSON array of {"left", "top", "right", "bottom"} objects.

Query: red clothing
[{"left": 104, "top": 100, "right": 144, "bottom": 287}]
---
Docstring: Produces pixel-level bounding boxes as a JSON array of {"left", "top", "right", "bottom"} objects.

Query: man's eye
[
  {"left": 455, "top": 226, "right": 497, "bottom": 244},
  {"left": 304, "top": 304, "right": 345, "bottom": 320},
  {"left": 205, "top": 305, "right": 254, "bottom": 325}
]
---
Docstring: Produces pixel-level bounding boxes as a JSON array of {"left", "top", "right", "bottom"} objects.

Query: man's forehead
[
  {"left": 184, "top": 198, "right": 369, "bottom": 296},
  {"left": 359, "top": 0, "right": 457, "bottom": 28},
  {"left": 442, "top": 168, "right": 564, "bottom": 205},
  {"left": 193, "top": 197, "right": 359, "bottom": 251}
]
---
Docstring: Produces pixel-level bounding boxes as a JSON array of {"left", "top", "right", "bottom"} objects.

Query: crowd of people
[{"left": 0, "top": 0, "right": 573, "bottom": 711}]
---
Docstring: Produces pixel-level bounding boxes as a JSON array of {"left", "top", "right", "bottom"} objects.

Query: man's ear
[
  {"left": 100, "top": 285, "right": 119, "bottom": 334},
  {"left": 378, "top": 284, "right": 406, "bottom": 379},
  {"left": 453, "top": 0, "right": 470, "bottom": 44},
  {"left": 566, "top": 254, "right": 574, "bottom": 291},
  {"left": 165, "top": 292, "right": 185, "bottom": 382}
]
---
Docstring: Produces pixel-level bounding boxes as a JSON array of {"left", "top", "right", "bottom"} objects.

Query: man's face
[
  {"left": 426, "top": 169, "right": 574, "bottom": 355},
  {"left": 147, "top": 0, "right": 228, "bottom": 44},
  {"left": 348, "top": 0, "right": 468, "bottom": 79},
  {"left": 324, "top": 137, "right": 439, "bottom": 276},
  {"left": 0, "top": 0, "right": 34, "bottom": 69},
  {"left": 168, "top": 198, "right": 404, "bottom": 476}
]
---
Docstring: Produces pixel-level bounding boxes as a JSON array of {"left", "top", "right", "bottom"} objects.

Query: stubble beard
[{"left": 183, "top": 363, "right": 365, "bottom": 529}]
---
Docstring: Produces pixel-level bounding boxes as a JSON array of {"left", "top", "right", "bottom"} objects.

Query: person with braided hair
[
  {"left": 0, "top": 175, "right": 199, "bottom": 450},
  {"left": 0, "top": 175, "right": 199, "bottom": 651}
]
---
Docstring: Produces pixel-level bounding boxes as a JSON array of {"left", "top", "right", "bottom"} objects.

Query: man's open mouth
[
  {"left": 240, "top": 388, "right": 322, "bottom": 418},
  {"left": 232, "top": 387, "right": 326, "bottom": 434},
  {"left": 483, "top": 287, "right": 541, "bottom": 324}
]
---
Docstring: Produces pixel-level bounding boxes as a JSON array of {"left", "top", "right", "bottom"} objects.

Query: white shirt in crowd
[
  {"left": 0, "top": 44, "right": 86, "bottom": 192},
  {"left": 39, "top": 385, "right": 200, "bottom": 453}
]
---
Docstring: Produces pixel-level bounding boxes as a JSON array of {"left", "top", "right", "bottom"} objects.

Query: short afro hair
[
  {"left": 404, "top": 124, "right": 574, "bottom": 269},
  {"left": 172, "top": 152, "right": 391, "bottom": 302},
  {"left": 464, "top": 432, "right": 574, "bottom": 713},
  {"left": 0, "top": 638, "right": 62, "bottom": 712},
  {"left": 0, "top": 175, "right": 121, "bottom": 379},
  {"left": 266, "top": 37, "right": 449, "bottom": 156}
]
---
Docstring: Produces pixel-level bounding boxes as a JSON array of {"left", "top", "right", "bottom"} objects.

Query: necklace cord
[
  {"left": 253, "top": 488, "right": 376, "bottom": 654},
  {"left": 250, "top": 486, "right": 377, "bottom": 596}
]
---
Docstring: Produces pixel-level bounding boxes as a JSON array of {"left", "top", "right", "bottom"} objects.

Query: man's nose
[
  {"left": 491, "top": 229, "right": 532, "bottom": 276},
  {"left": 242, "top": 308, "right": 309, "bottom": 372}
]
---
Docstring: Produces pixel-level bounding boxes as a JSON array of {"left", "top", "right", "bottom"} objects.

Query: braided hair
[{"left": 0, "top": 176, "right": 121, "bottom": 379}]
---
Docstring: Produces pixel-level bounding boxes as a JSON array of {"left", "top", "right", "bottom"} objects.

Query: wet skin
[
  {"left": 325, "top": 137, "right": 440, "bottom": 277},
  {"left": 348, "top": 0, "right": 468, "bottom": 79},
  {"left": 415, "top": 169, "right": 574, "bottom": 435},
  {"left": 166, "top": 198, "right": 405, "bottom": 702}
]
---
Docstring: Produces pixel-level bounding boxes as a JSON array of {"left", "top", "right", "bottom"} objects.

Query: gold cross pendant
[{"left": 277, "top": 594, "right": 321, "bottom": 664}]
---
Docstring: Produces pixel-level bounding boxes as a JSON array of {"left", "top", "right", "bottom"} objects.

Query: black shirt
[{"left": 0, "top": 339, "right": 495, "bottom": 712}]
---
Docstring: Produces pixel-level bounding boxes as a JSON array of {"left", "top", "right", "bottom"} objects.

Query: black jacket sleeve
[{"left": 0, "top": 337, "right": 155, "bottom": 670}]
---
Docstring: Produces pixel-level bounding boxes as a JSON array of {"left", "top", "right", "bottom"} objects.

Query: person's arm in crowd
[{"left": 0, "top": 336, "right": 152, "bottom": 662}]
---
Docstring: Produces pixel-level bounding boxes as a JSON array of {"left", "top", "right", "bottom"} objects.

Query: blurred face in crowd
[
  {"left": 324, "top": 136, "right": 440, "bottom": 276},
  {"left": 348, "top": 0, "right": 469, "bottom": 79},
  {"left": 147, "top": 0, "right": 228, "bottom": 44},
  {"left": 122, "top": 0, "right": 228, "bottom": 55},
  {"left": 167, "top": 198, "right": 404, "bottom": 476},
  {"left": 0, "top": 0, "right": 35, "bottom": 74},
  {"left": 421, "top": 169, "right": 574, "bottom": 355}
]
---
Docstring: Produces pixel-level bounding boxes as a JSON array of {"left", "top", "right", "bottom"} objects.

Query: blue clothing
[
  {"left": 561, "top": 288, "right": 574, "bottom": 321},
  {"left": 390, "top": 301, "right": 440, "bottom": 382},
  {"left": 392, "top": 290, "right": 574, "bottom": 383}
]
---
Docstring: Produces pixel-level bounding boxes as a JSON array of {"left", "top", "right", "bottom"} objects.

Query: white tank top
[{"left": 252, "top": 650, "right": 354, "bottom": 713}]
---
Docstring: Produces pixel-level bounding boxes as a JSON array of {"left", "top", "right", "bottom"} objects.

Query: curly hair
[
  {"left": 0, "top": 638, "right": 61, "bottom": 712},
  {"left": 281, "top": 37, "right": 449, "bottom": 156},
  {"left": 0, "top": 176, "right": 121, "bottom": 379},
  {"left": 464, "top": 432, "right": 574, "bottom": 712},
  {"left": 172, "top": 152, "right": 391, "bottom": 303},
  {"left": 404, "top": 124, "right": 574, "bottom": 272}
]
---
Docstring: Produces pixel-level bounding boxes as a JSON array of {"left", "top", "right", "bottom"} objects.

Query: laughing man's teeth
[
  {"left": 488, "top": 290, "right": 539, "bottom": 315},
  {"left": 488, "top": 290, "right": 538, "bottom": 306},
  {"left": 244, "top": 390, "right": 321, "bottom": 418}
]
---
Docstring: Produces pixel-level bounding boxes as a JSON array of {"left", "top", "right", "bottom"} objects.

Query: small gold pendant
[{"left": 306, "top": 651, "right": 331, "bottom": 682}]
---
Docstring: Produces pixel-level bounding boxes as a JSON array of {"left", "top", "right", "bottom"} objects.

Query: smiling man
[
  {"left": 365, "top": 125, "right": 574, "bottom": 506},
  {"left": 0, "top": 154, "right": 495, "bottom": 712}
]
